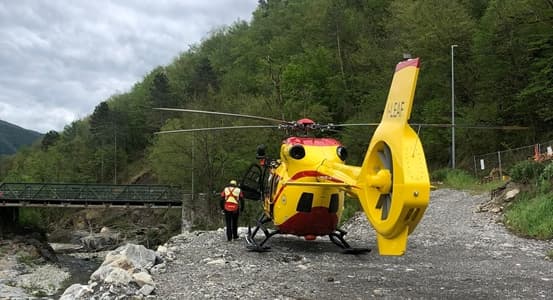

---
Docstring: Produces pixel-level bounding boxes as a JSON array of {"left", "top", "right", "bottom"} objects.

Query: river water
[{"left": 51, "top": 246, "right": 104, "bottom": 298}]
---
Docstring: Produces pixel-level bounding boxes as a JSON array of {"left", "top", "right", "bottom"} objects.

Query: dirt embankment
[{"left": 151, "top": 189, "right": 553, "bottom": 299}]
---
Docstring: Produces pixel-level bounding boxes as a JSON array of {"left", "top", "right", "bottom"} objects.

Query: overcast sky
[{"left": 0, "top": 1, "right": 258, "bottom": 133}]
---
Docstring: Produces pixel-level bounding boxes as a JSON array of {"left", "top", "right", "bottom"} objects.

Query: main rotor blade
[
  {"left": 155, "top": 125, "right": 279, "bottom": 134},
  {"left": 410, "top": 123, "right": 528, "bottom": 130},
  {"left": 332, "top": 122, "right": 528, "bottom": 130},
  {"left": 154, "top": 108, "right": 287, "bottom": 124},
  {"left": 331, "top": 123, "right": 380, "bottom": 127}
]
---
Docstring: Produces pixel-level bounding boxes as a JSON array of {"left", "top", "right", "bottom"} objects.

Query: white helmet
[{"left": 230, "top": 180, "right": 237, "bottom": 186}]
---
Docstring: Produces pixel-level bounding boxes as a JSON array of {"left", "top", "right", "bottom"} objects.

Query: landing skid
[
  {"left": 329, "top": 228, "right": 371, "bottom": 254},
  {"left": 245, "top": 213, "right": 280, "bottom": 252},
  {"left": 246, "top": 213, "right": 370, "bottom": 254}
]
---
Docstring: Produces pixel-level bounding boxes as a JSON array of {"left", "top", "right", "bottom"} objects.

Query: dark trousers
[{"left": 224, "top": 211, "right": 239, "bottom": 241}]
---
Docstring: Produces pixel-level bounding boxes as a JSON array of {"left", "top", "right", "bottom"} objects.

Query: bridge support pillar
[
  {"left": 0, "top": 207, "right": 19, "bottom": 231},
  {"left": 181, "top": 194, "right": 193, "bottom": 233}
]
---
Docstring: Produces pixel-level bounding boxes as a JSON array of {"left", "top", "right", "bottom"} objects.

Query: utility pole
[
  {"left": 113, "top": 125, "right": 117, "bottom": 184},
  {"left": 191, "top": 135, "right": 195, "bottom": 206},
  {"left": 451, "top": 44, "right": 458, "bottom": 169},
  {"left": 183, "top": 134, "right": 195, "bottom": 233}
]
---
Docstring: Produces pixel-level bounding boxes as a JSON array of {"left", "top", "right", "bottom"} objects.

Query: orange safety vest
[{"left": 223, "top": 186, "right": 241, "bottom": 212}]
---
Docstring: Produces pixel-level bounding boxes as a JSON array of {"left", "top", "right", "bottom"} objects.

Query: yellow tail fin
[
  {"left": 381, "top": 58, "right": 421, "bottom": 125},
  {"left": 355, "top": 58, "right": 430, "bottom": 256}
]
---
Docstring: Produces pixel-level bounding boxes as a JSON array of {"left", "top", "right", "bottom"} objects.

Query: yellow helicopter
[{"left": 157, "top": 58, "right": 429, "bottom": 256}]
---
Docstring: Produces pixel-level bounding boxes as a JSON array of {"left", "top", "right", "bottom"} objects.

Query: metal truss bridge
[{"left": 0, "top": 183, "right": 185, "bottom": 209}]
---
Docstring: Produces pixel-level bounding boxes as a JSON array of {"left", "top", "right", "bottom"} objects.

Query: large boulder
[
  {"left": 103, "top": 243, "right": 157, "bottom": 270},
  {"left": 79, "top": 227, "right": 121, "bottom": 251},
  {"left": 59, "top": 283, "right": 93, "bottom": 300},
  {"left": 61, "top": 243, "right": 162, "bottom": 299}
]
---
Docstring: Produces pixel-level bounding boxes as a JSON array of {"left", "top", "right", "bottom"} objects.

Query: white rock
[
  {"left": 100, "top": 226, "right": 112, "bottom": 234},
  {"left": 107, "top": 244, "right": 157, "bottom": 270},
  {"left": 206, "top": 258, "right": 226, "bottom": 265},
  {"left": 104, "top": 268, "right": 133, "bottom": 285},
  {"left": 139, "top": 284, "right": 155, "bottom": 296},
  {"left": 157, "top": 245, "right": 168, "bottom": 254},
  {"left": 91, "top": 265, "right": 116, "bottom": 282},
  {"left": 505, "top": 189, "right": 520, "bottom": 200},
  {"left": 60, "top": 283, "right": 93, "bottom": 300},
  {"left": 105, "top": 256, "right": 136, "bottom": 271},
  {"left": 133, "top": 271, "right": 155, "bottom": 287}
]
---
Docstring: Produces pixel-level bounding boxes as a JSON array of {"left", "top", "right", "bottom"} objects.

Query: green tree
[
  {"left": 90, "top": 101, "right": 113, "bottom": 144},
  {"left": 41, "top": 130, "right": 59, "bottom": 151},
  {"left": 388, "top": 0, "right": 477, "bottom": 167},
  {"left": 472, "top": 0, "right": 553, "bottom": 149}
]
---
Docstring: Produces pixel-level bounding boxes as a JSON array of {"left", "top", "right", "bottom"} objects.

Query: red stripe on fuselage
[
  {"left": 272, "top": 171, "right": 344, "bottom": 204},
  {"left": 278, "top": 207, "right": 338, "bottom": 236},
  {"left": 290, "top": 170, "right": 344, "bottom": 183}
]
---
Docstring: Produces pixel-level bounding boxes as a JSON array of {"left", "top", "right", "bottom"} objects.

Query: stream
[{"left": 50, "top": 244, "right": 104, "bottom": 298}]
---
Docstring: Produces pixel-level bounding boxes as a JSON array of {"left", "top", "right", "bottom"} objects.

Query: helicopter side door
[
  {"left": 265, "top": 172, "right": 281, "bottom": 217},
  {"left": 240, "top": 163, "right": 264, "bottom": 201}
]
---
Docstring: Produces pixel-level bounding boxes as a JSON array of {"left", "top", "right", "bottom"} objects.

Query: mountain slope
[{"left": 0, "top": 120, "right": 43, "bottom": 155}]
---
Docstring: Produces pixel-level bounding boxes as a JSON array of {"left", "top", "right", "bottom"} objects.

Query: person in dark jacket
[{"left": 220, "top": 180, "right": 244, "bottom": 241}]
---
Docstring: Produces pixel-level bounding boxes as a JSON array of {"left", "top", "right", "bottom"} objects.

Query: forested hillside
[
  {"left": 2, "top": 0, "right": 552, "bottom": 196},
  {"left": 0, "top": 120, "right": 42, "bottom": 155}
]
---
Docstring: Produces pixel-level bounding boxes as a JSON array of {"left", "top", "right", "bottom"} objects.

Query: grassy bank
[
  {"left": 431, "top": 168, "right": 505, "bottom": 193},
  {"left": 504, "top": 192, "right": 553, "bottom": 239}
]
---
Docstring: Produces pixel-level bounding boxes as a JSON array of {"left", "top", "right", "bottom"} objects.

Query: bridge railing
[{"left": 0, "top": 183, "right": 186, "bottom": 207}]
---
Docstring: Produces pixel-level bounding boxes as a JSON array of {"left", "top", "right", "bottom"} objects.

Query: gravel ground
[{"left": 152, "top": 189, "right": 553, "bottom": 299}]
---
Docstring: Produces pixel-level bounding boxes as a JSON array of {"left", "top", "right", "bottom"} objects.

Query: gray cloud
[{"left": 0, "top": 0, "right": 257, "bottom": 133}]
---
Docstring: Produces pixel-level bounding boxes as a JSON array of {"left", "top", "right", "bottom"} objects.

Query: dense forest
[{"left": 1, "top": 0, "right": 552, "bottom": 202}]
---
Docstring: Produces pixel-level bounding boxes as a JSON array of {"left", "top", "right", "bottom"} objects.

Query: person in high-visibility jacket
[{"left": 220, "top": 180, "right": 244, "bottom": 241}]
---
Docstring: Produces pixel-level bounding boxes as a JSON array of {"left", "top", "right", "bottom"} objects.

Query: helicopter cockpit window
[
  {"left": 289, "top": 145, "right": 305, "bottom": 160},
  {"left": 336, "top": 146, "right": 348, "bottom": 161}
]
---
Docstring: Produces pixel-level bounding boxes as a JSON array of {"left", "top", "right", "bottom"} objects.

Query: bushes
[
  {"left": 509, "top": 161, "right": 546, "bottom": 184},
  {"left": 430, "top": 168, "right": 450, "bottom": 182},
  {"left": 509, "top": 160, "right": 553, "bottom": 193}
]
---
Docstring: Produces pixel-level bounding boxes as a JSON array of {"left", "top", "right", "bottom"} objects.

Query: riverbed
[{"left": 0, "top": 241, "right": 104, "bottom": 299}]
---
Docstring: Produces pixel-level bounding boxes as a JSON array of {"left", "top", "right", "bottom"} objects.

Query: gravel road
[{"left": 153, "top": 189, "right": 553, "bottom": 299}]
